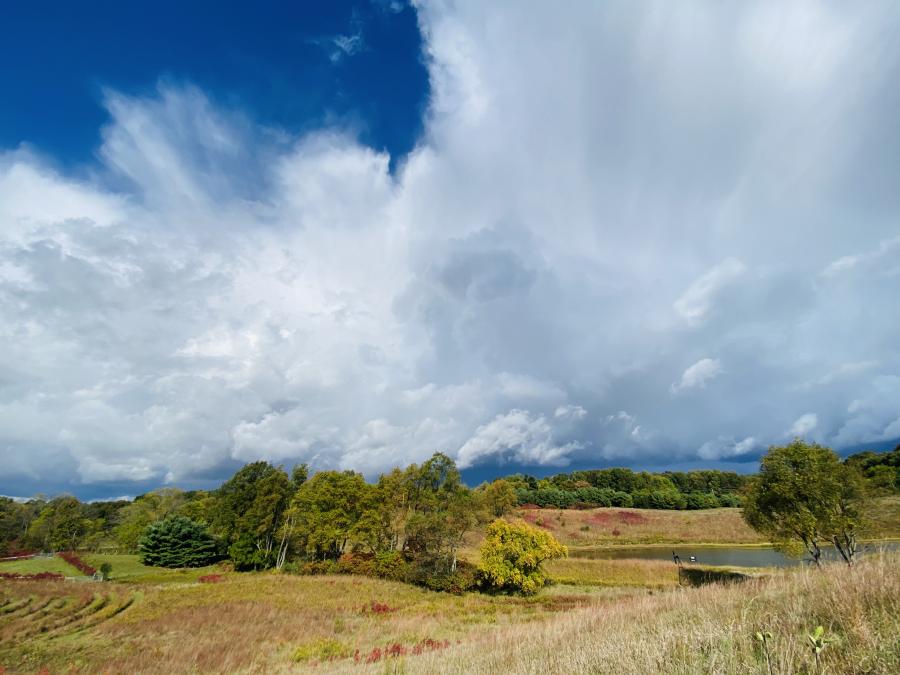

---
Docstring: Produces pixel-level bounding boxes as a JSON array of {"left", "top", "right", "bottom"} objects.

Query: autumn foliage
[{"left": 477, "top": 519, "right": 567, "bottom": 595}]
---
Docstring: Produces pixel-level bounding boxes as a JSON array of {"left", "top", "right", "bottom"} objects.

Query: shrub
[
  {"left": 199, "top": 574, "right": 225, "bottom": 583},
  {"left": 413, "top": 560, "right": 478, "bottom": 594},
  {"left": 292, "top": 638, "right": 351, "bottom": 663},
  {"left": 617, "top": 511, "right": 648, "bottom": 525},
  {"left": 372, "top": 550, "right": 409, "bottom": 581},
  {"left": 139, "top": 516, "right": 219, "bottom": 568},
  {"left": 58, "top": 551, "right": 96, "bottom": 576},
  {"left": 478, "top": 519, "right": 567, "bottom": 595},
  {"left": 717, "top": 492, "right": 742, "bottom": 507},
  {"left": 685, "top": 492, "right": 720, "bottom": 510},
  {"left": 632, "top": 489, "right": 687, "bottom": 510},
  {"left": 0, "top": 571, "right": 64, "bottom": 581},
  {"left": 361, "top": 600, "right": 395, "bottom": 614}
]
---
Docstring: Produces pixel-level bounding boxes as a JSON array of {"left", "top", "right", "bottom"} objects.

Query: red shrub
[
  {"left": 591, "top": 512, "right": 613, "bottom": 525},
  {"left": 386, "top": 643, "right": 407, "bottom": 658},
  {"left": 362, "top": 600, "right": 395, "bottom": 615},
  {"left": 0, "top": 571, "right": 64, "bottom": 581},
  {"left": 412, "top": 638, "right": 450, "bottom": 655},
  {"left": 57, "top": 551, "right": 96, "bottom": 576},
  {"left": 616, "top": 511, "right": 648, "bottom": 525},
  {"left": 611, "top": 528, "right": 621, "bottom": 536},
  {"left": 199, "top": 574, "right": 225, "bottom": 583},
  {"left": 355, "top": 639, "right": 450, "bottom": 663}
]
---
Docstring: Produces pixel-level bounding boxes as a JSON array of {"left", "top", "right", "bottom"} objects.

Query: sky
[{"left": 1, "top": 1, "right": 899, "bottom": 499}]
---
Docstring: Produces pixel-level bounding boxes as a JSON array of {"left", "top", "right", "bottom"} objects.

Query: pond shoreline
[
  {"left": 569, "top": 537, "right": 900, "bottom": 551},
  {"left": 567, "top": 539, "right": 900, "bottom": 568}
]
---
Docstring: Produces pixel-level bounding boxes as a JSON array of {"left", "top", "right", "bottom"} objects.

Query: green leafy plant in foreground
[{"left": 807, "top": 625, "right": 833, "bottom": 674}]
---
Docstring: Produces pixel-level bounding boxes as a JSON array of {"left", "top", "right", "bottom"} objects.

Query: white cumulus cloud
[{"left": 2, "top": 1, "right": 900, "bottom": 494}]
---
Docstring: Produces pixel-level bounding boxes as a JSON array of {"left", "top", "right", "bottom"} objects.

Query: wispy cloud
[{"left": 3, "top": 1, "right": 900, "bottom": 494}]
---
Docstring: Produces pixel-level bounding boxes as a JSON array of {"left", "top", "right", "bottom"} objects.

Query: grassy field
[
  {"left": 0, "top": 556, "right": 80, "bottom": 576},
  {"left": 397, "top": 553, "right": 899, "bottom": 675},
  {"left": 503, "top": 496, "right": 900, "bottom": 549},
  {"left": 81, "top": 553, "right": 221, "bottom": 584},
  {"left": 545, "top": 557, "right": 680, "bottom": 587},
  {"left": 1, "top": 554, "right": 896, "bottom": 673},
  {"left": 514, "top": 506, "right": 765, "bottom": 547},
  {"left": 0, "top": 570, "right": 641, "bottom": 673},
  {"left": 2, "top": 502, "right": 898, "bottom": 673},
  {"left": 866, "top": 494, "right": 900, "bottom": 540}
]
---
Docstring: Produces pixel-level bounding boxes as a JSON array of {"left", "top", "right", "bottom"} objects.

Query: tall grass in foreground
[{"left": 366, "top": 553, "right": 899, "bottom": 675}]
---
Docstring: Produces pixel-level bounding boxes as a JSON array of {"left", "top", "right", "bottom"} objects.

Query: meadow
[
  {"left": 509, "top": 497, "right": 900, "bottom": 549},
  {"left": 0, "top": 556, "right": 81, "bottom": 576},
  {"left": 2, "top": 501, "right": 898, "bottom": 673},
  {"left": 516, "top": 506, "right": 764, "bottom": 546},
  {"left": 1, "top": 551, "right": 897, "bottom": 673}
]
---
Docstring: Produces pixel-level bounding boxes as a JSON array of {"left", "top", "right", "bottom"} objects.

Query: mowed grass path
[{"left": 0, "top": 556, "right": 80, "bottom": 575}]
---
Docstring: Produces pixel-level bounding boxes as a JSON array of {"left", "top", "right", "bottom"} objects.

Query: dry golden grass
[
  {"left": 370, "top": 553, "right": 900, "bottom": 675},
  {"left": 499, "top": 497, "right": 900, "bottom": 549},
  {"left": 865, "top": 494, "right": 900, "bottom": 539},
  {"left": 513, "top": 506, "right": 766, "bottom": 547},
  {"left": 0, "top": 572, "right": 637, "bottom": 673},
  {"left": 4, "top": 497, "right": 898, "bottom": 674},
  {"left": 545, "top": 557, "right": 680, "bottom": 587},
  {"left": 2, "top": 553, "right": 897, "bottom": 673}
]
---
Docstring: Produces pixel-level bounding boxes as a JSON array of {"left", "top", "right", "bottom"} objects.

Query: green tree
[
  {"left": 114, "top": 488, "right": 188, "bottom": 552},
  {"left": 24, "top": 496, "right": 93, "bottom": 552},
  {"left": 403, "top": 453, "right": 478, "bottom": 573},
  {"left": 481, "top": 479, "right": 518, "bottom": 517},
  {"left": 743, "top": 440, "right": 866, "bottom": 566},
  {"left": 288, "top": 470, "right": 369, "bottom": 560},
  {"left": 477, "top": 519, "right": 567, "bottom": 595},
  {"left": 0, "top": 497, "right": 27, "bottom": 556},
  {"left": 211, "top": 462, "right": 293, "bottom": 570},
  {"left": 139, "top": 516, "right": 219, "bottom": 567}
]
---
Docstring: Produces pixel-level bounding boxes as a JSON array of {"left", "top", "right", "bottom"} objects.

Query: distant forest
[{"left": 507, "top": 445, "right": 898, "bottom": 509}]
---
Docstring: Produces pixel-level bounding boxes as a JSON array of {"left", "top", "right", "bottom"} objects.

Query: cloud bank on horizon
[{"left": 1, "top": 0, "right": 899, "bottom": 494}]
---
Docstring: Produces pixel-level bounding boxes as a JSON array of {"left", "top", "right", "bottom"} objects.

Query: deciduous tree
[
  {"left": 743, "top": 440, "right": 866, "bottom": 566},
  {"left": 477, "top": 519, "right": 566, "bottom": 595}
]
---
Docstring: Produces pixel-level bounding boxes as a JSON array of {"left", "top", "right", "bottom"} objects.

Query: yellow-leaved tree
[{"left": 477, "top": 519, "right": 566, "bottom": 595}]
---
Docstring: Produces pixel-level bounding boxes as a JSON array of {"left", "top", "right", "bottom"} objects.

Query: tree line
[
  {"left": 506, "top": 467, "right": 749, "bottom": 510},
  {"left": 2, "top": 444, "right": 895, "bottom": 582},
  {"left": 0, "top": 453, "right": 526, "bottom": 592}
]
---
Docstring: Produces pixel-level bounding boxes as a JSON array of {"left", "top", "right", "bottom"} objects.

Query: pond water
[{"left": 569, "top": 541, "right": 900, "bottom": 568}]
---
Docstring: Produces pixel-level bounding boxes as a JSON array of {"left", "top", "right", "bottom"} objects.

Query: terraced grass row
[{"left": 0, "top": 583, "right": 137, "bottom": 650}]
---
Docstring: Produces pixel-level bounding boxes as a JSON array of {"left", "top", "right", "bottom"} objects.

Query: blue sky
[
  {"left": 2, "top": 1, "right": 900, "bottom": 500},
  {"left": 1, "top": 0, "right": 427, "bottom": 170}
]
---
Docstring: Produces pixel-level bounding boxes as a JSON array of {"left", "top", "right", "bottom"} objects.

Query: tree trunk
[
  {"left": 275, "top": 514, "right": 294, "bottom": 570},
  {"left": 832, "top": 530, "right": 857, "bottom": 568}
]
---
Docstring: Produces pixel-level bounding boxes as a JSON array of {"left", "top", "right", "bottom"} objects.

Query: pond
[{"left": 568, "top": 541, "right": 900, "bottom": 568}]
